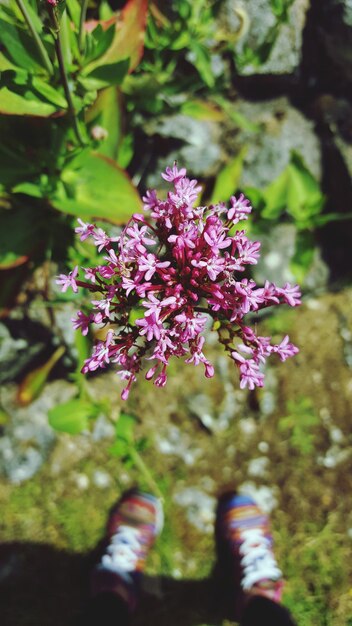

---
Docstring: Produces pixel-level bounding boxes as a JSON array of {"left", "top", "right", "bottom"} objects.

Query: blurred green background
[{"left": 1, "top": 1, "right": 352, "bottom": 624}]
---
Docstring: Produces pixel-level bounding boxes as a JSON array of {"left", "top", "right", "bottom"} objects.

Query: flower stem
[
  {"left": 48, "top": 5, "right": 85, "bottom": 146},
  {"left": 15, "top": 0, "right": 53, "bottom": 75},
  {"left": 78, "top": 0, "right": 89, "bottom": 55},
  {"left": 129, "top": 447, "right": 164, "bottom": 500}
]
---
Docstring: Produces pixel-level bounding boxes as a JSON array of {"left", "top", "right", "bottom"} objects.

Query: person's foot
[
  {"left": 215, "top": 492, "right": 283, "bottom": 620},
  {"left": 91, "top": 489, "right": 163, "bottom": 612}
]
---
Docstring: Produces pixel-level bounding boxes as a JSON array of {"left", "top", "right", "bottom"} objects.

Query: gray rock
[
  {"left": 254, "top": 224, "right": 297, "bottom": 286},
  {"left": 0, "top": 323, "right": 43, "bottom": 384},
  {"left": 239, "top": 482, "right": 279, "bottom": 513},
  {"left": 0, "top": 446, "right": 43, "bottom": 484},
  {"left": 221, "top": 0, "right": 310, "bottom": 75},
  {"left": 0, "top": 380, "right": 75, "bottom": 483},
  {"left": 229, "top": 97, "right": 322, "bottom": 188},
  {"left": 319, "top": 1, "right": 352, "bottom": 82},
  {"left": 173, "top": 487, "right": 216, "bottom": 534},
  {"left": 253, "top": 222, "right": 328, "bottom": 293},
  {"left": 144, "top": 114, "right": 223, "bottom": 186},
  {"left": 92, "top": 469, "right": 112, "bottom": 489},
  {"left": 92, "top": 415, "right": 115, "bottom": 441},
  {"left": 155, "top": 425, "right": 202, "bottom": 466},
  {"left": 247, "top": 456, "right": 270, "bottom": 478}
]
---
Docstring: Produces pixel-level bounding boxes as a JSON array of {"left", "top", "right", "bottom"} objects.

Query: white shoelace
[
  {"left": 239, "top": 528, "right": 282, "bottom": 590},
  {"left": 101, "top": 525, "right": 142, "bottom": 573}
]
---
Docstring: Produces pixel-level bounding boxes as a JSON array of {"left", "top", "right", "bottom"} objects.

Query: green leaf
[
  {"left": 0, "top": 206, "right": 43, "bottom": 269},
  {"left": 17, "top": 347, "right": 65, "bottom": 406},
  {"left": 74, "top": 330, "right": 91, "bottom": 366},
  {"left": 82, "top": 58, "right": 130, "bottom": 90},
  {"left": 109, "top": 411, "right": 137, "bottom": 457},
  {"left": 262, "top": 167, "right": 289, "bottom": 219},
  {"left": 48, "top": 398, "right": 98, "bottom": 434},
  {"left": 286, "top": 153, "right": 324, "bottom": 222},
  {"left": 52, "top": 151, "right": 141, "bottom": 223},
  {"left": 86, "top": 0, "right": 148, "bottom": 73},
  {"left": 0, "top": 86, "right": 57, "bottom": 116},
  {"left": 66, "top": 0, "right": 81, "bottom": 28},
  {"left": 117, "top": 133, "right": 134, "bottom": 169},
  {"left": 210, "top": 148, "right": 246, "bottom": 204},
  {"left": 31, "top": 77, "right": 67, "bottom": 108},
  {"left": 12, "top": 182, "right": 43, "bottom": 197},
  {"left": 99, "top": 0, "right": 114, "bottom": 20},
  {"left": 115, "top": 411, "right": 136, "bottom": 443},
  {"left": 188, "top": 41, "right": 214, "bottom": 87},
  {"left": 0, "top": 140, "right": 40, "bottom": 186},
  {"left": 180, "top": 99, "right": 224, "bottom": 121},
  {"left": 261, "top": 153, "right": 325, "bottom": 225},
  {"left": 0, "top": 18, "right": 45, "bottom": 72},
  {"left": 84, "top": 24, "right": 116, "bottom": 65},
  {"left": 290, "top": 231, "right": 315, "bottom": 283},
  {"left": 86, "top": 87, "right": 122, "bottom": 158}
]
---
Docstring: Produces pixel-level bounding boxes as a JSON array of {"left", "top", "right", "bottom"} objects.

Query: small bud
[{"left": 91, "top": 125, "right": 108, "bottom": 141}]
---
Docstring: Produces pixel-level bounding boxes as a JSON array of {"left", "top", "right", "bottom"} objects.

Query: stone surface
[
  {"left": 173, "top": 487, "right": 216, "bottom": 534},
  {"left": 225, "top": 97, "right": 322, "bottom": 188},
  {"left": 319, "top": 0, "right": 352, "bottom": 82},
  {"left": 143, "top": 114, "right": 223, "bottom": 187},
  {"left": 221, "top": 0, "right": 310, "bottom": 75}
]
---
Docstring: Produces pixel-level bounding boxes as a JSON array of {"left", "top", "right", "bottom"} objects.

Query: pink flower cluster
[{"left": 56, "top": 164, "right": 300, "bottom": 400}]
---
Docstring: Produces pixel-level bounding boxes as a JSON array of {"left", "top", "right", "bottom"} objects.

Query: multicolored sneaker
[
  {"left": 91, "top": 489, "right": 164, "bottom": 612},
  {"left": 215, "top": 492, "right": 283, "bottom": 620}
]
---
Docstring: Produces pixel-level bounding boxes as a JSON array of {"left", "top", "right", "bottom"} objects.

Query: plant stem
[
  {"left": 129, "top": 447, "right": 164, "bottom": 500},
  {"left": 48, "top": 5, "right": 85, "bottom": 146},
  {"left": 78, "top": 0, "right": 89, "bottom": 55},
  {"left": 15, "top": 0, "right": 53, "bottom": 74}
]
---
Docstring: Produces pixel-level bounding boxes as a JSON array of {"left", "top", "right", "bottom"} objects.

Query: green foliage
[
  {"left": 210, "top": 148, "right": 246, "bottom": 204},
  {"left": 48, "top": 397, "right": 100, "bottom": 434},
  {"left": 0, "top": 0, "right": 146, "bottom": 310},
  {"left": 279, "top": 397, "right": 320, "bottom": 456},
  {"left": 260, "top": 152, "right": 325, "bottom": 229},
  {"left": 110, "top": 412, "right": 137, "bottom": 457}
]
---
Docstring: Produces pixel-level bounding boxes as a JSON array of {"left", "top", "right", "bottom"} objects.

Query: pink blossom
[
  {"left": 228, "top": 194, "right": 252, "bottom": 223},
  {"left": 142, "top": 189, "right": 159, "bottom": 212},
  {"left": 56, "top": 266, "right": 78, "bottom": 293},
  {"left": 135, "top": 310, "right": 163, "bottom": 341},
  {"left": 161, "top": 163, "right": 186, "bottom": 183},
  {"left": 272, "top": 335, "right": 299, "bottom": 361},
  {"left": 67, "top": 163, "right": 300, "bottom": 399},
  {"left": 76, "top": 219, "right": 95, "bottom": 241},
  {"left": 277, "top": 283, "right": 302, "bottom": 307},
  {"left": 72, "top": 310, "right": 90, "bottom": 335},
  {"left": 138, "top": 254, "right": 170, "bottom": 281}
]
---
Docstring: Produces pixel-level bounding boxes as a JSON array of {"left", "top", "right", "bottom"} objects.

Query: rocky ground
[{"left": 1, "top": 288, "right": 352, "bottom": 626}]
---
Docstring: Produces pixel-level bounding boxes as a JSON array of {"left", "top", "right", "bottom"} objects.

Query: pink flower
[
  {"left": 135, "top": 310, "right": 163, "bottom": 341},
  {"left": 273, "top": 335, "right": 299, "bottom": 361},
  {"left": 75, "top": 219, "right": 95, "bottom": 241},
  {"left": 56, "top": 266, "right": 78, "bottom": 293},
  {"left": 228, "top": 194, "right": 252, "bottom": 223},
  {"left": 277, "top": 283, "right": 301, "bottom": 307},
  {"left": 138, "top": 253, "right": 170, "bottom": 281},
  {"left": 161, "top": 163, "right": 186, "bottom": 183},
  {"left": 67, "top": 163, "right": 300, "bottom": 399},
  {"left": 72, "top": 310, "right": 90, "bottom": 335}
]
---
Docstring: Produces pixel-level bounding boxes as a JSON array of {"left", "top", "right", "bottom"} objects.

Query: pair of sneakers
[{"left": 91, "top": 489, "right": 283, "bottom": 620}]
